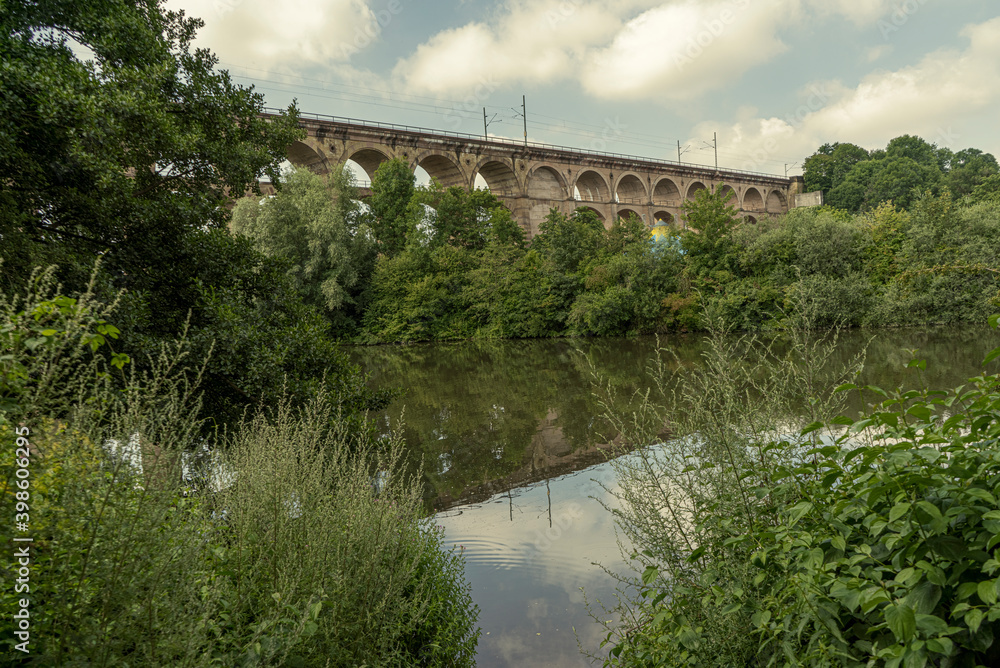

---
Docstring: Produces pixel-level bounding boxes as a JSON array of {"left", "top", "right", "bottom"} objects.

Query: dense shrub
[
  {"left": 0, "top": 272, "right": 479, "bottom": 666},
  {"left": 593, "top": 314, "right": 1000, "bottom": 667}
]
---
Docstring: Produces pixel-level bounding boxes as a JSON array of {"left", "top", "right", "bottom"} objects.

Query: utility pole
[
  {"left": 483, "top": 108, "right": 500, "bottom": 142},
  {"left": 522, "top": 95, "right": 527, "bottom": 147},
  {"left": 677, "top": 140, "right": 690, "bottom": 163},
  {"left": 701, "top": 133, "right": 718, "bottom": 170},
  {"left": 510, "top": 96, "right": 528, "bottom": 147}
]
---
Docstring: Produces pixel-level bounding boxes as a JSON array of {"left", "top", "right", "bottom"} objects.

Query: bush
[
  {"left": 0, "top": 271, "right": 479, "bottom": 666},
  {"left": 594, "top": 314, "right": 1000, "bottom": 667},
  {"left": 751, "top": 322, "right": 1000, "bottom": 666}
]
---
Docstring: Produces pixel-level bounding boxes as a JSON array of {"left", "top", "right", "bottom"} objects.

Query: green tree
[
  {"left": 432, "top": 187, "right": 524, "bottom": 251},
  {"left": 680, "top": 185, "right": 742, "bottom": 280},
  {"left": 944, "top": 148, "right": 999, "bottom": 197},
  {"left": 368, "top": 157, "right": 417, "bottom": 256},
  {"left": 231, "top": 168, "right": 377, "bottom": 335},
  {"left": 885, "top": 134, "right": 939, "bottom": 165},
  {"left": 0, "top": 0, "right": 391, "bottom": 432},
  {"left": 828, "top": 155, "right": 940, "bottom": 212},
  {"left": 803, "top": 142, "right": 870, "bottom": 195},
  {"left": 533, "top": 207, "right": 607, "bottom": 275},
  {"left": 0, "top": 0, "right": 301, "bottom": 292},
  {"left": 971, "top": 174, "right": 1000, "bottom": 205}
]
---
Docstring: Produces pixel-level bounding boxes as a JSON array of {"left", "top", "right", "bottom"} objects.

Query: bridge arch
[
  {"left": 615, "top": 173, "right": 647, "bottom": 205},
  {"left": 475, "top": 159, "right": 519, "bottom": 196},
  {"left": 744, "top": 214, "right": 759, "bottom": 224},
  {"left": 686, "top": 181, "right": 708, "bottom": 201},
  {"left": 653, "top": 210, "right": 675, "bottom": 224},
  {"left": 287, "top": 140, "right": 331, "bottom": 174},
  {"left": 574, "top": 170, "right": 611, "bottom": 203},
  {"left": 652, "top": 178, "right": 682, "bottom": 206},
  {"left": 717, "top": 184, "right": 738, "bottom": 207},
  {"left": 527, "top": 165, "right": 568, "bottom": 201},
  {"left": 742, "top": 187, "right": 765, "bottom": 211},
  {"left": 766, "top": 189, "right": 787, "bottom": 212},
  {"left": 346, "top": 148, "right": 391, "bottom": 182},
  {"left": 578, "top": 206, "right": 606, "bottom": 223},
  {"left": 414, "top": 151, "right": 466, "bottom": 189},
  {"left": 617, "top": 207, "right": 643, "bottom": 222}
]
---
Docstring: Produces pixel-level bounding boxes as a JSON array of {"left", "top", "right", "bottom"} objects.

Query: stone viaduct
[{"left": 265, "top": 109, "right": 804, "bottom": 239}]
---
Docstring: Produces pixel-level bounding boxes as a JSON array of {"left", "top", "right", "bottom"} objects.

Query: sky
[{"left": 163, "top": 0, "right": 1000, "bottom": 177}]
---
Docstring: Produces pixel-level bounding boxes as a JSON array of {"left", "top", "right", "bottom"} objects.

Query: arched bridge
[{"left": 266, "top": 109, "right": 803, "bottom": 238}]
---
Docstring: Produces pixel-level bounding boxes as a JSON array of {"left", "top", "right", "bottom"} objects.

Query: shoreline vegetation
[
  {"left": 230, "top": 151, "right": 1000, "bottom": 346},
  {"left": 590, "top": 313, "right": 1000, "bottom": 668},
  {"left": 0, "top": 271, "right": 480, "bottom": 665},
  {"left": 3, "top": 0, "right": 1000, "bottom": 665}
]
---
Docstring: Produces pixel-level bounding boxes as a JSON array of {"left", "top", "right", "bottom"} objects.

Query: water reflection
[
  {"left": 350, "top": 326, "right": 998, "bottom": 511},
  {"left": 435, "top": 462, "right": 627, "bottom": 668},
  {"left": 349, "top": 326, "right": 998, "bottom": 667}
]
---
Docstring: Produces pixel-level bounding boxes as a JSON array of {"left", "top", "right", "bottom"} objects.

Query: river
[{"left": 350, "top": 326, "right": 999, "bottom": 667}]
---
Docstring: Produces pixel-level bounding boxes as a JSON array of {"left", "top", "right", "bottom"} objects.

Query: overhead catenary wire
[{"left": 223, "top": 65, "right": 800, "bottom": 171}]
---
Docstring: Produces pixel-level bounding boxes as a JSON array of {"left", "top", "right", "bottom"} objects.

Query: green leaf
[
  {"left": 978, "top": 580, "right": 998, "bottom": 605},
  {"left": 985, "top": 346, "right": 1000, "bottom": 366},
  {"left": 787, "top": 501, "right": 814, "bottom": 525},
  {"left": 721, "top": 603, "right": 741, "bottom": 616},
  {"left": 679, "top": 627, "right": 701, "bottom": 649},
  {"left": 834, "top": 383, "right": 858, "bottom": 393},
  {"left": 801, "top": 421, "right": 824, "bottom": 436},
  {"left": 914, "top": 613, "right": 949, "bottom": 636},
  {"left": 907, "top": 359, "right": 927, "bottom": 370},
  {"left": 850, "top": 418, "right": 874, "bottom": 433},
  {"left": 885, "top": 603, "right": 916, "bottom": 643},
  {"left": 926, "top": 535, "right": 966, "bottom": 561},
  {"left": 903, "top": 582, "right": 941, "bottom": 615},
  {"left": 965, "top": 608, "right": 984, "bottom": 633},
  {"left": 926, "top": 637, "right": 953, "bottom": 656},
  {"left": 890, "top": 502, "right": 912, "bottom": 522},
  {"left": 989, "top": 314, "right": 1000, "bottom": 330}
]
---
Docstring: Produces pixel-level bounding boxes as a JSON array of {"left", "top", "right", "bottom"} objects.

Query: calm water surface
[{"left": 350, "top": 327, "right": 999, "bottom": 667}]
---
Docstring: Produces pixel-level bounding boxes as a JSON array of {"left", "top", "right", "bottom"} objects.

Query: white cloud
[
  {"left": 393, "top": 0, "right": 921, "bottom": 101},
  {"left": 392, "top": 1, "right": 624, "bottom": 94},
  {"left": 581, "top": 0, "right": 792, "bottom": 101},
  {"left": 164, "top": 0, "right": 379, "bottom": 66},
  {"left": 689, "top": 16, "right": 1000, "bottom": 173}
]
